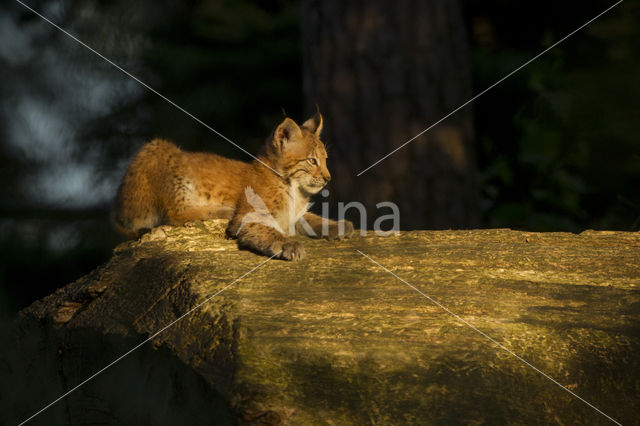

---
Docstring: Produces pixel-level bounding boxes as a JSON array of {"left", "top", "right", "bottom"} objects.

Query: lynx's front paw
[
  {"left": 326, "top": 219, "right": 355, "bottom": 240},
  {"left": 271, "top": 240, "right": 306, "bottom": 261}
]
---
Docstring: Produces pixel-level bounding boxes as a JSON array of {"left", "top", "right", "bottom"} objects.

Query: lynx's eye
[{"left": 307, "top": 158, "right": 318, "bottom": 166}]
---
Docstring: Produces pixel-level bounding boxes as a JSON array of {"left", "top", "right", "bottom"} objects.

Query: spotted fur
[{"left": 112, "top": 113, "right": 354, "bottom": 260}]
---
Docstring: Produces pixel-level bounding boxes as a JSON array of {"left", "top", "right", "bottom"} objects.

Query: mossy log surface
[{"left": 13, "top": 222, "right": 640, "bottom": 425}]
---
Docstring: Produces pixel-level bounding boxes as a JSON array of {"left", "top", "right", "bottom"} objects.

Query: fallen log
[{"left": 6, "top": 221, "right": 640, "bottom": 424}]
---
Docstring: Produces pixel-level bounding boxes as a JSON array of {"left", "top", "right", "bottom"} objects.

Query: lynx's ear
[
  {"left": 273, "top": 117, "right": 302, "bottom": 151},
  {"left": 301, "top": 112, "right": 323, "bottom": 137}
]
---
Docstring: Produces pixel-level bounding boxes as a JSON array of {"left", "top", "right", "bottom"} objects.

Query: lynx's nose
[{"left": 323, "top": 172, "right": 331, "bottom": 183}]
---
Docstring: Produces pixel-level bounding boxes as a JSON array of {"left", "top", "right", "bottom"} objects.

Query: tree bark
[
  {"left": 5, "top": 220, "right": 640, "bottom": 424},
  {"left": 301, "top": 0, "right": 480, "bottom": 229}
]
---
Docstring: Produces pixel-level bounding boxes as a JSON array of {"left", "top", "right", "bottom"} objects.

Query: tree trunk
[
  {"left": 301, "top": 0, "right": 480, "bottom": 229},
  {"left": 5, "top": 220, "right": 640, "bottom": 424}
]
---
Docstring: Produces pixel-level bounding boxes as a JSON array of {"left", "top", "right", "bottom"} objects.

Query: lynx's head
[{"left": 267, "top": 113, "right": 330, "bottom": 195}]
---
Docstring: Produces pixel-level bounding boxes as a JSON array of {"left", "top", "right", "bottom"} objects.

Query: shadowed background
[{"left": 0, "top": 0, "right": 638, "bottom": 314}]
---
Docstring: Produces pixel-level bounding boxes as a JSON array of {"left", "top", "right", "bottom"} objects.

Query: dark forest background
[{"left": 0, "top": 0, "right": 638, "bottom": 316}]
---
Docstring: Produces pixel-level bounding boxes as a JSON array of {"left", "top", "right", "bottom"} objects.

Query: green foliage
[{"left": 472, "top": 1, "right": 640, "bottom": 231}]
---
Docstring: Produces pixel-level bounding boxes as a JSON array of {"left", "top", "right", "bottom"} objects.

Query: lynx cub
[{"left": 112, "top": 113, "right": 353, "bottom": 260}]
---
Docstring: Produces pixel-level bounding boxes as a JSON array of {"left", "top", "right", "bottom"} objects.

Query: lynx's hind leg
[
  {"left": 112, "top": 139, "right": 177, "bottom": 239},
  {"left": 112, "top": 173, "right": 161, "bottom": 239}
]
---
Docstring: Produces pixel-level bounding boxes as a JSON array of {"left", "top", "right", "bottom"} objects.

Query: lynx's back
[
  {"left": 112, "top": 113, "right": 352, "bottom": 261},
  {"left": 112, "top": 139, "right": 248, "bottom": 239}
]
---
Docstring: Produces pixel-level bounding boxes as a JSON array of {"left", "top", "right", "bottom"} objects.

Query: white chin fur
[{"left": 298, "top": 184, "right": 322, "bottom": 195}]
